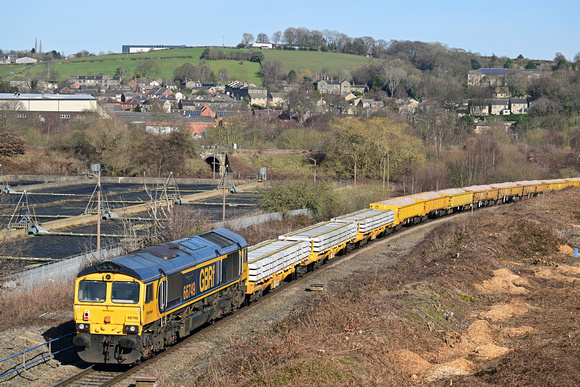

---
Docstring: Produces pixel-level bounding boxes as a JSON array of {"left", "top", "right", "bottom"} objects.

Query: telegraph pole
[
  {"left": 97, "top": 175, "right": 101, "bottom": 251},
  {"left": 222, "top": 177, "right": 226, "bottom": 223}
]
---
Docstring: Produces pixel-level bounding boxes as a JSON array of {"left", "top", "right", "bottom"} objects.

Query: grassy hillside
[
  {"left": 263, "top": 49, "right": 372, "bottom": 74},
  {"left": 1, "top": 47, "right": 371, "bottom": 86}
]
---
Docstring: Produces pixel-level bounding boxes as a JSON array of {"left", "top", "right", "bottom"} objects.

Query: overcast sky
[{"left": 2, "top": 0, "right": 578, "bottom": 61}]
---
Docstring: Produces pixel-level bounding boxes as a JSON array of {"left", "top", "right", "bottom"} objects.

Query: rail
[
  {"left": 52, "top": 364, "right": 95, "bottom": 386},
  {"left": 0, "top": 333, "right": 74, "bottom": 379}
]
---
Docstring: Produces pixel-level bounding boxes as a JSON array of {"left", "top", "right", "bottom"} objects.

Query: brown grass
[
  {"left": 0, "top": 281, "right": 73, "bottom": 331},
  {"left": 167, "top": 188, "right": 580, "bottom": 386}
]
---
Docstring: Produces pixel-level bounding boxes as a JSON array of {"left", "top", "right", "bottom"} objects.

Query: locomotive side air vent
[{"left": 198, "top": 231, "right": 235, "bottom": 248}]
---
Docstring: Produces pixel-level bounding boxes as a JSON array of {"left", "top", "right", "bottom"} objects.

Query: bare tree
[
  {"left": 241, "top": 33, "right": 254, "bottom": 46},
  {"left": 136, "top": 59, "right": 160, "bottom": 79},
  {"left": 337, "top": 68, "right": 351, "bottom": 83},
  {"left": 257, "top": 33, "right": 268, "bottom": 42},
  {"left": 115, "top": 66, "right": 130, "bottom": 80},
  {"left": 506, "top": 72, "right": 530, "bottom": 97},
  {"left": 43, "top": 62, "right": 59, "bottom": 83},
  {"left": 311, "top": 30, "right": 324, "bottom": 50},
  {"left": 271, "top": 31, "right": 282, "bottom": 45},
  {"left": 260, "top": 58, "right": 283, "bottom": 90},
  {"left": 323, "top": 29, "right": 339, "bottom": 50},
  {"left": 218, "top": 68, "right": 229, "bottom": 85},
  {"left": 283, "top": 27, "right": 296, "bottom": 46},
  {"left": 0, "top": 101, "right": 24, "bottom": 132},
  {"left": 382, "top": 64, "right": 406, "bottom": 97},
  {"left": 574, "top": 52, "right": 580, "bottom": 68},
  {"left": 294, "top": 27, "right": 311, "bottom": 47},
  {"left": 197, "top": 64, "right": 211, "bottom": 83}
]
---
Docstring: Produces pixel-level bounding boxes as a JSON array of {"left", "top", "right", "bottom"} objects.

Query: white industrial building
[{"left": 0, "top": 93, "right": 105, "bottom": 122}]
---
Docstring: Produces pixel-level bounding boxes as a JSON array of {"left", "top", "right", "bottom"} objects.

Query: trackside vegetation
[{"left": 166, "top": 188, "right": 580, "bottom": 386}]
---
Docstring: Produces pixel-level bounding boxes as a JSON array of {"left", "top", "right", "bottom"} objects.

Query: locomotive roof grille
[
  {"left": 138, "top": 245, "right": 177, "bottom": 260},
  {"left": 198, "top": 231, "right": 235, "bottom": 248}
]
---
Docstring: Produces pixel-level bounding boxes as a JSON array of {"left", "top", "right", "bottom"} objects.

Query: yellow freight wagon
[
  {"left": 332, "top": 209, "right": 396, "bottom": 243},
  {"left": 536, "top": 180, "right": 548, "bottom": 193},
  {"left": 246, "top": 239, "right": 310, "bottom": 299},
  {"left": 370, "top": 197, "right": 426, "bottom": 225},
  {"left": 463, "top": 185, "right": 498, "bottom": 206},
  {"left": 490, "top": 182, "right": 522, "bottom": 200},
  {"left": 565, "top": 177, "right": 580, "bottom": 187},
  {"left": 409, "top": 192, "right": 450, "bottom": 216},
  {"left": 515, "top": 180, "right": 542, "bottom": 196},
  {"left": 437, "top": 188, "right": 473, "bottom": 211},
  {"left": 541, "top": 179, "right": 568, "bottom": 191}
]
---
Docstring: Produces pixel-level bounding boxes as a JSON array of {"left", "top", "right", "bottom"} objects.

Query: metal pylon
[
  {"left": 84, "top": 182, "right": 112, "bottom": 216},
  {"left": 217, "top": 172, "right": 236, "bottom": 190},
  {"left": 5, "top": 191, "right": 40, "bottom": 231},
  {"left": 160, "top": 172, "right": 187, "bottom": 204}
]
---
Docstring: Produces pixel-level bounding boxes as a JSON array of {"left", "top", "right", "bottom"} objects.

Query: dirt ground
[
  {"left": 167, "top": 188, "right": 580, "bottom": 386},
  {"left": 3, "top": 188, "right": 580, "bottom": 386}
]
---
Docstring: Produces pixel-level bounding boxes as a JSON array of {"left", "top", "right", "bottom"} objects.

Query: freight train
[{"left": 73, "top": 178, "right": 580, "bottom": 364}]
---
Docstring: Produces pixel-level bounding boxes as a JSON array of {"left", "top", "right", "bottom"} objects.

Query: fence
[
  {"left": 213, "top": 209, "right": 309, "bottom": 230},
  {"left": 0, "top": 333, "right": 74, "bottom": 380},
  {"left": 0, "top": 210, "right": 310, "bottom": 290},
  {"left": 1, "top": 247, "right": 123, "bottom": 291}
]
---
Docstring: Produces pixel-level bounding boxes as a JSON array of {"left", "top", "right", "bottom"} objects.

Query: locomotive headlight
[
  {"left": 125, "top": 325, "right": 139, "bottom": 333},
  {"left": 76, "top": 323, "right": 90, "bottom": 331}
]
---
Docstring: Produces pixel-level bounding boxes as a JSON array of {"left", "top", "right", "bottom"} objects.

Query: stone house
[
  {"left": 490, "top": 99, "right": 510, "bottom": 115},
  {"left": 315, "top": 80, "right": 351, "bottom": 95},
  {"left": 509, "top": 98, "right": 528, "bottom": 114},
  {"left": 268, "top": 92, "right": 285, "bottom": 108}
]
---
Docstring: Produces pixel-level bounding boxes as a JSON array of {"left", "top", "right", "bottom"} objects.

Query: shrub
[
  {"left": 259, "top": 180, "right": 337, "bottom": 219},
  {"left": 0, "top": 130, "right": 26, "bottom": 156}
]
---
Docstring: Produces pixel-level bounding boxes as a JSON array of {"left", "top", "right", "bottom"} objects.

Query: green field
[
  {"left": 263, "top": 49, "right": 372, "bottom": 74},
  {"left": 1, "top": 47, "right": 371, "bottom": 86}
]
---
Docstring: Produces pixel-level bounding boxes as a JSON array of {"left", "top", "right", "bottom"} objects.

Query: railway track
[
  {"left": 54, "top": 265, "right": 324, "bottom": 386},
  {"left": 52, "top": 210, "right": 468, "bottom": 386},
  {"left": 54, "top": 365, "right": 126, "bottom": 387}
]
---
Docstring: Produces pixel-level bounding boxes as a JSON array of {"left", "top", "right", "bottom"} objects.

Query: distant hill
[{"left": 1, "top": 47, "right": 372, "bottom": 86}]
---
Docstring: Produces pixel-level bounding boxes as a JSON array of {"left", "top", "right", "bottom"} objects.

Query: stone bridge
[{"left": 200, "top": 152, "right": 231, "bottom": 176}]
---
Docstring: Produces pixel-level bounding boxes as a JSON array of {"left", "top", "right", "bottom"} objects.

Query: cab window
[
  {"left": 112, "top": 281, "right": 140, "bottom": 304},
  {"left": 145, "top": 283, "right": 154, "bottom": 304},
  {"left": 78, "top": 280, "right": 106, "bottom": 303}
]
